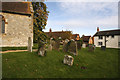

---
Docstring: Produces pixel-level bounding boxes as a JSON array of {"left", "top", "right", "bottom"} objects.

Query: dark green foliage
[{"left": 32, "top": 2, "right": 49, "bottom": 43}]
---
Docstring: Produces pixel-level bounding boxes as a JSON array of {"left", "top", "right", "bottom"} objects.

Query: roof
[
  {"left": 45, "top": 31, "right": 72, "bottom": 40},
  {"left": 82, "top": 36, "right": 91, "bottom": 42},
  {"left": 72, "top": 34, "right": 80, "bottom": 40},
  {"left": 94, "top": 29, "right": 120, "bottom": 36},
  {"left": 1, "top": 2, "right": 32, "bottom": 15}
]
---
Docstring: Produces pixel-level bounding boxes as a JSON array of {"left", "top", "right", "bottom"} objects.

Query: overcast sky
[{"left": 43, "top": 1, "right": 118, "bottom": 37}]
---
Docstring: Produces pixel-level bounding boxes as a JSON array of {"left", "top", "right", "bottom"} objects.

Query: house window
[
  {"left": 98, "top": 42, "right": 102, "bottom": 46},
  {"left": 111, "top": 35, "right": 114, "bottom": 38},
  {"left": 99, "top": 36, "right": 103, "bottom": 39}
]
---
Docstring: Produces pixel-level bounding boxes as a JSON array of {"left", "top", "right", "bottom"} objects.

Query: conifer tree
[{"left": 32, "top": 2, "right": 49, "bottom": 44}]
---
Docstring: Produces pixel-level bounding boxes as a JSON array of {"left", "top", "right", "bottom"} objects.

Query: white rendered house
[{"left": 93, "top": 28, "right": 120, "bottom": 48}]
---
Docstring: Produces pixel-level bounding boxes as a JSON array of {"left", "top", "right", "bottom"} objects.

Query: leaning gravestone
[
  {"left": 27, "top": 37, "right": 32, "bottom": 52},
  {"left": 67, "top": 41, "right": 78, "bottom": 56},
  {"left": 38, "top": 41, "right": 47, "bottom": 56},
  {"left": 82, "top": 43, "right": 86, "bottom": 48},
  {"left": 63, "top": 55, "right": 74, "bottom": 66}
]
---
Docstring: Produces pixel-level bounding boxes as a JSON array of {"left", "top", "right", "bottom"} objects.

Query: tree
[{"left": 32, "top": 2, "right": 49, "bottom": 44}]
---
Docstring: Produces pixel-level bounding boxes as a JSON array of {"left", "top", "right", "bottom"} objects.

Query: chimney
[
  {"left": 97, "top": 27, "right": 99, "bottom": 32},
  {"left": 49, "top": 28, "right": 52, "bottom": 32}
]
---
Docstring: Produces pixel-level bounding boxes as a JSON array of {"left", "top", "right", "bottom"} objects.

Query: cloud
[
  {"left": 58, "top": 2, "right": 118, "bottom": 17},
  {"left": 47, "top": 15, "right": 118, "bottom": 28},
  {"left": 49, "top": 0, "right": 119, "bottom": 2}
]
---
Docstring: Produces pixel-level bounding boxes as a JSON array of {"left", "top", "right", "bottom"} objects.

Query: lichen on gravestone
[
  {"left": 67, "top": 40, "right": 78, "bottom": 56},
  {"left": 38, "top": 41, "right": 47, "bottom": 57},
  {"left": 63, "top": 55, "right": 74, "bottom": 66}
]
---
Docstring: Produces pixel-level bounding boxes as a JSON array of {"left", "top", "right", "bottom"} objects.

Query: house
[
  {"left": 81, "top": 35, "right": 91, "bottom": 45},
  {"left": 0, "top": 2, "right": 33, "bottom": 47},
  {"left": 93, "top": 27, "right": 120, "bottom": 48},
  {"left": 45, "top": 28, "right": 72, "bottom": 40},
  {"left": 72, "top": 34, "right": 80, "bottom": 41},
  {"left": 89, "top": 37, "right": 94, "bottom": 44}
]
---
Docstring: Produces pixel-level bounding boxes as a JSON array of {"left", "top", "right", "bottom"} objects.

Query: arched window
[{"left": 0, "top": 15, "right": 5, "bottom": 33}]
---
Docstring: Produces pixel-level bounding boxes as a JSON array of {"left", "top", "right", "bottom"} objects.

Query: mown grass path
[{"left": 2, "top": 48, "right": 119, "bottom": 78}]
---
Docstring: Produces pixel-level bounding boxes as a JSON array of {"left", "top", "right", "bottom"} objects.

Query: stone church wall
[{"left": 0, "top": 13, "right": 33, "bottom": 47}]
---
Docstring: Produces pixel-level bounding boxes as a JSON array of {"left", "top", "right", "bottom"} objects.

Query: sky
[{"left": 43, "top": 1, "right": 119, "bottom": 37}]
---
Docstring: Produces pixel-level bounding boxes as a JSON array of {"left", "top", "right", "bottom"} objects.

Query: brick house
[
  {"left": 45, "top": 28, "right": 72, "bottom": 40},
  {"left": 72, "top": 34, "right": 80, "bottom": 41},
  {"left": 81, "top": 35, "right": 91, "bottom": 44}
]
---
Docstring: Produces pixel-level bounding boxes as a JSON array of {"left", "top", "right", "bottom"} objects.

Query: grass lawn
[
  {"left": 1, "top": 43, "right": 38, "bottom": 51},
  {"left": 2, "top": 48, "right": 119, "bottom": 78}
]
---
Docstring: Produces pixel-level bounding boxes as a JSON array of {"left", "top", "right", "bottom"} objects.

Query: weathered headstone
[
  {"left": 48, "top": 44, "right": 52, "bottom": 51},
  {"left": 68, "top": 41, "right": 78, "bottom": 56},
  {"left": 65, "top": 39, "right": 69, "bottom": 43},
  {"left": 38, "top": 44, "right": 47, "bottom": 56},
  {"left": 77, "top": 41, "right": 82, "bottom": 50},
  {"left": 48, "top": 38, "right": 53, "bottom": 51},
  {"left": 27, "top": 37, "right": 32, "bottom": 52},
  {"left": 63, "top": 55, "right": 74, "bottom": 66},
  {"left": 88, "top": 44, "right": 94, "bottom": 52},
  {"left": 101, "top": 46, "right": 106, "bottom": 50},
  {"left": 62, "top": 39, "right": 69, "bottom": 52},
  {"left": 52, "top": 40, "right": 60, "bottom": 50},
  {"left": 82, "top": 43, "right": 86, "bottom": 48}
]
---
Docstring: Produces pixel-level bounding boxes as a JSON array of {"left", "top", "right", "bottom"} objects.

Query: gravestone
[
  {"left": 101, "top": 46, "right": 106, "bottom": 50},
  {"left": 65, "top": 39, "right": 69, "bottom": 43},
  {"left": 27, "top": 37, "right": 32, "bottom": 52},
  {"left": 48, "top": 44, "right": 52, "bottom": 51},
  {"left": 68, "top": 41, "right": 78, "bottom": 56},
  {"left": 62, "top": 39, "right": 69, "bottom": 52},
  {"left": 88, "top": 44, "right": 94, "bottom": 52},
  {"left": 52, "top": 40, "right": 60, "bottom": 50},
  {"left": 38, "top": 41, "right": 47, "bottom": 56},
  {"left": 82, "top": 43, "right": 86, "bottom": 48},
  {"left": 77, "top": 41, "right": 82, "bottom": 50},
  {"left": 63, "top": 55, "right": 74, "bottom": 66},
  {"left": 48, "top": 38, "right": 53, "bottom": 51},
  {"left": 38, "top": 44, "right": 47, "bottom": 56}
]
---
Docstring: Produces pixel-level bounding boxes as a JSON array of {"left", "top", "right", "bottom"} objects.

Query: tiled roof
[
  {"left": 1, "top": 2, "right": 32, "bottom": 15},
  {"left": 72, "top": 34, "right": 80, "bottom": 40},
  {"left": 82, "top": 36, "right": 91, "bottom": 42},
  {"left": 45, "top": 31, "right": 72, "bottom": 40},
  {"left": 94, "top": 29, "right": 120, "bottom": 36}
]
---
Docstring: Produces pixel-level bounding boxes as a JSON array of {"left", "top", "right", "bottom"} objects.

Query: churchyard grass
[
  {"left": 1, "top": 43, "right": 38, "bottom": 51},
  {"left": 2, "top": 48, "right": 119, "bottom": 78}
]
